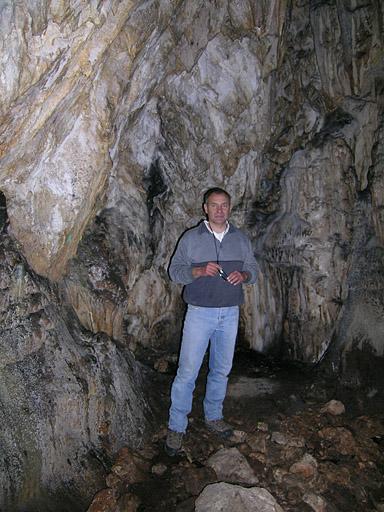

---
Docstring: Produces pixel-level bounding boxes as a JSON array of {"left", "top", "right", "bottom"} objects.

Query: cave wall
[
  {"left": 0, "top": 209, "right": 152, "bottom": 511},
  {"left": 1, "top": 1, "right": 383, "bottom": 363},
  {"left": 0, "top": 0, "right": 384, "bottom": 508}
]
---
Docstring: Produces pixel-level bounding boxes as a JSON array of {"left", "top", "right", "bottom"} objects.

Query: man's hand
[
  {"left": 192, "top": 262, "right": 221, "bottom": 278},
  {"left": 192, "top": 265, "right": 249, "bottom": 285},
  {"left": 227, "top": 271, "right": 248, "bottom": 286}
]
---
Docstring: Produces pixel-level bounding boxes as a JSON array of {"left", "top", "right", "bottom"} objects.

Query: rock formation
[
  {"left": 0, "top": 228, "right": 152, "bottom": 511},
  {"left": 0, "top": 0, "right": 383, "bottom": 509}
]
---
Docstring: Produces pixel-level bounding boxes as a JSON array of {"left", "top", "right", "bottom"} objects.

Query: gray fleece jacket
[{"left": 169, "top": 221, "right": 258, "bottom": 307}]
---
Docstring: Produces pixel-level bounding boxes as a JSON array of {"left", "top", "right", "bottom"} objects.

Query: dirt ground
[{"left": 89, "top": 347, "right": 384, "bottom": 512}]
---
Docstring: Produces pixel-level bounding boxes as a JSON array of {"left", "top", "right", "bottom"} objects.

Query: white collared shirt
[{"left": 204, "top": 220, "right": 229, "bottom": 243}]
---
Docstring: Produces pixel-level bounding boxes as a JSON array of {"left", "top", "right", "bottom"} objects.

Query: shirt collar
[{"left": 204, "top": 220, "right": 230, "bottom": 236}]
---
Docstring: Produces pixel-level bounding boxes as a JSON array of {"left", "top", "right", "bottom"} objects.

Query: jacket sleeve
[
  {"left": 242, "top": 237, "right": 259, "bottom": 284},
  {"left": 168, "top": 234, "right": 195, "bottom": 285}
]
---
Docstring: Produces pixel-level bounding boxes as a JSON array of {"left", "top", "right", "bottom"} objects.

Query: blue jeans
[{"left": 168, "top": 305, "right": 239, "bottom": 433}]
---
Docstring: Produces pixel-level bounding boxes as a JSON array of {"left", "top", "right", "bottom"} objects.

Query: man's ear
[{"left": 203, "top": 203, "right": 208, "bottom": 215}]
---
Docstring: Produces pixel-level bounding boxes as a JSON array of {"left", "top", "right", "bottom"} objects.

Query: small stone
[
  {"left": 281, "top": 473, "right": 307, "bottom": 494},
  {"left": 287, "top": 436, "right": 305, "bottom": 448},
  {"left": 302, "top": 493, "right": 327, "bottom": 512},
  {"left": 111, "top": 447, "right": 150, "bottom": 483},
  {"left": 249, "top": 452, "right": 267, "bottom": 464},
  {"left": 230, "top": 429, "right": 247, "bottom": 444},
  {"left": 152, "top": 427, "right": 168, "bottom": 443},
  {"left": 320, "top": 400, "right": 345, "bottom": 416},
  {"left": 86, "top": 488, "right": 118, "bottom": 512},
  {"left": 256, "top": 421, "right": 269, "bottom": 432},
  {"left": 154, "top": 358, "right": 169, "bottom": 373},
  {"left": 116, "top": 492, "right": 141, "bottom": 512},
  {"left": 151, "top": 463, "right": 167, "bottom": 476},
  {"left": 273, "top": 468, "right": 289, "bottom": 484},
  {"left": 286, "top": 487, "right": 302, "bottom": 504},
  {"left": 289, "top": 453, "right": 318, "bottom": 479},
  {"left": 271, "top": 431, "right": 305, "bottom": 447},
  {"left": 321, "top": 464, "right": 351, "bottom": 486},
  {"left": 247, "top": 431, "right": 269, "bottom": 453},
  {"left": 136, "top": 444, "right": 158, "bottom": 460},
  {"left": 282, "top": 446, "right": 306, "bottom": 465},
  {"left": 271, "top": 432, "right": 287, "bottom": 445},
  {"left": 105, "top": 472, "right": 123, "bottom": 489},
  {"left": 318, "top": 426, "right": 356, "bottom": 455}
]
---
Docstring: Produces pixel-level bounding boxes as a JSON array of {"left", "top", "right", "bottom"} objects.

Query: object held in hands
[{"left": 218, "top": 267, "right": 229, "bottom": 281}]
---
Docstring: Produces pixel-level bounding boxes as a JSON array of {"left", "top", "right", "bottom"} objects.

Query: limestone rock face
[
  {"left": 0, "top": 0, "right": 149, "bottom": 280},
  {"left": 0, "top": 232, "right": 152, "bottom": 511},
  {"left": 0, "top": 0, "right": 383, "bottom": 508},
  {"left": 1, "top": 1, "right": 382, "bottom": 366}
]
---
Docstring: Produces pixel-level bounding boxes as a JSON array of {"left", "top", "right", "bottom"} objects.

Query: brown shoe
[{"left": 205, "top": 419, "right": 233, "bottom": 439}]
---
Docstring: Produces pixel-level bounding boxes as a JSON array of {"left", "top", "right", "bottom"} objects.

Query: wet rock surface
[{"left": 87, "top": 350, "right": 384, "bottom": 512}]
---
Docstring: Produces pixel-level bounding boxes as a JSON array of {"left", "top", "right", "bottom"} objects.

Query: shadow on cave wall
[{"left": 0, "top": 191, "right": 8, "bottom": 233}]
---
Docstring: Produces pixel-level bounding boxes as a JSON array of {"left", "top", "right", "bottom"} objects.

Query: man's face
[{"left": 203, "top": 192, "right": 231, "bottom": 226}]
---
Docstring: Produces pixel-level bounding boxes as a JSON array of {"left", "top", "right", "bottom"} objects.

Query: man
[{"left": 165, "top": 187, "right": 258, "bottom": 456}]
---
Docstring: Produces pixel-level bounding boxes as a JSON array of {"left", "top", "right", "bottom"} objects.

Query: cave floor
[{"left": 90, "top": 348, "right": 384, "bottom": 512}]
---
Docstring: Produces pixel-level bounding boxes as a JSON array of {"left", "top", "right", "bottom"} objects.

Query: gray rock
[
  {"left": 151, "top": 463, "right": 168, "bottom": 477},
  {"left": 302, "top": 493, "right": 327, "bottom": 512},
  {"left": 231, "top": 429, "right": 248, "bottom": 444},
  {"left": 271, "top": 431, "right": 305, "bottom": 448},
  {"left": 247, "top": 431, "right": 270, "bottom": 454},
  {"left": 289, "top": 453, "right": 318, "bottom": 479},
  {"left": 206, "top": 447, "right": 258, "bottom": 485},
  {"left": 320, "top": 400, "right": 345, "bottom": 416},
  {"left": 195, "top": 483, "right": 283, "bottom": 512}
]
